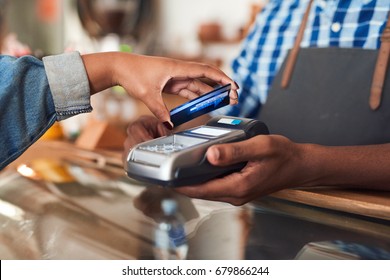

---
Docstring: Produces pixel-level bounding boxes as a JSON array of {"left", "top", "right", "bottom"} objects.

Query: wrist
[
  {"left": 110, "top": 52, "right": 124, "bottom": 87},
  {"left": 295, "top": 143, "right": 330, "bottom": 187},
  {"left": 297, "top": 143, "right": 353, "bottom": 187},
  {"left": 111, "top": 52, "right": 140, "bottom": 89},
  {"left": 82, "top": 52, "right": 118, "bottom": 94}
]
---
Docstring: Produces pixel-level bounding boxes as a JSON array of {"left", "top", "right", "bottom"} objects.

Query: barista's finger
[{"left": 206, "top": 135, "right": 270, "bottom": 166}]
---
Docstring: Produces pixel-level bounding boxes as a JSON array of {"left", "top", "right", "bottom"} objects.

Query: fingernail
[
  {"left": 208, "top": 148, "right": 220, "bottom": 161},
  {"left": 163, "top": 121, "right": 173, "bottom": 130},
  {"left": 234, "top": 81, "right": 240, "bottom": 89}
]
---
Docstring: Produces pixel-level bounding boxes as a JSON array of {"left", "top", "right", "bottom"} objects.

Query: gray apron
[
  {"left": 259, "top": 48, "right": 390, "bottom": 146},
  {"left": 259, "top": 2, "right": 390, "bottom": 146}
]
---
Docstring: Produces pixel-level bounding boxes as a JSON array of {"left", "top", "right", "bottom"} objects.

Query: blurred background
[{"left": 0, "top": 0, "right": 264, "bottom": 146}]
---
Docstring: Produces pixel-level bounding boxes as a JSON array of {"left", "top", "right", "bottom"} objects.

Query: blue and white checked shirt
[{"left": 216, "top": 0, "right": 390, "bottom": 118}]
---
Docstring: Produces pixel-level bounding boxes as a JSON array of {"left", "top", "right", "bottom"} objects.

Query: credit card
[{"left": 170, "top": 84, "right": 231, "bottom": 127}]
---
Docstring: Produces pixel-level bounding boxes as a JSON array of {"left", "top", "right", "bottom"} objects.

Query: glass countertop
[{"left": 0, "top": 158, "right": 389, "bottom": 260}]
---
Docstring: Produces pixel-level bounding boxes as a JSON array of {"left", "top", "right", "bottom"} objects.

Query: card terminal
[{"left": 125, "top": 116, "right": 269, "bottom": 187}]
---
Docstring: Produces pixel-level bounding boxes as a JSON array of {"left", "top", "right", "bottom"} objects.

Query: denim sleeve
[
  {"left": 0, "top": 52, "right": 92, "bottom": 170},
  {"left": 42, "top": 51, "right": 92, "bottom": 121},
  {"left": 0, "top": 55, "right": 57, "bottom": 170}
]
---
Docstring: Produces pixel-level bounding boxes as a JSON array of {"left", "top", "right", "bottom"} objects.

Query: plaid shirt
[{"left": 216, "top": 0, "right": 390, "bottom": 118}]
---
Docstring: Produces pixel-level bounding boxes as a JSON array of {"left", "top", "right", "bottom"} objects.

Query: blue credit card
[{"left": 170, "top": 84, "right": 231, "bottom": 127}]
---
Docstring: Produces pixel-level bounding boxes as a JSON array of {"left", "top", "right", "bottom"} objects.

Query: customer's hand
[
  {"left": 175, "top": 135, "right": 310, "bottom": 205},
  {"left": 82, "top": 52, "right": 238, "bottom": 127}
]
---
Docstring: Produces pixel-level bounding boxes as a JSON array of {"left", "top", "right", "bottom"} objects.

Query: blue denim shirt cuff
[{"left": 43, "top": 51, "right": 92, "bottom": 121}]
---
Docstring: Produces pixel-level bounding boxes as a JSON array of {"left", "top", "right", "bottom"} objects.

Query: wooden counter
[{"left": 271, "top": 187, "right": 390, "bottom": 221}]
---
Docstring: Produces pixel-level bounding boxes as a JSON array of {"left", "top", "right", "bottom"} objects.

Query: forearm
[
  {"left": 300, "top": 143, "right": 390, "bottom": 190},
  {"left": 81, "top": 52, "right": 166, "bottom": 95}
]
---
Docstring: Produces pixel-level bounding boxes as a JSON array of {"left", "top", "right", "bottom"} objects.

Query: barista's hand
[
  {"left": 175, "top": 135, "right": 310, "bottom": 205},
  {"left": 123, "top": 115, "right": 170, "bottom": 162},
  {"left": 82, "top": 52, "right": 238, "bottom": 127}
]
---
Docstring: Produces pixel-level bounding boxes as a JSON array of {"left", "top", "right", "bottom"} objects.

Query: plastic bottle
[{"left": 153, "top": 199, "right": 188, "bottom": 260}]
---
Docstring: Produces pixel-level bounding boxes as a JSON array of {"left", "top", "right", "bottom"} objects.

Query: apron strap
[
  {"left": 370, "top": 12, "right": 390, "bottom": 110},
  {"left": 281, "top": 0, "right": 314, "bottom": 89},
  {"left": 281, "top": 0, "right": 390, "bottom": 111}
]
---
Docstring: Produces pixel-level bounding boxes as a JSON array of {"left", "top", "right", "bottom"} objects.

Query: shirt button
[{"left": 331, "top": 22, "right": 341, "bottom": 32}]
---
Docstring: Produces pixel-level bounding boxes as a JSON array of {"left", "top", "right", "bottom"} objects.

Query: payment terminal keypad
[{"left": 138, "top": 143, "right": 186, "bottom": 154}]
